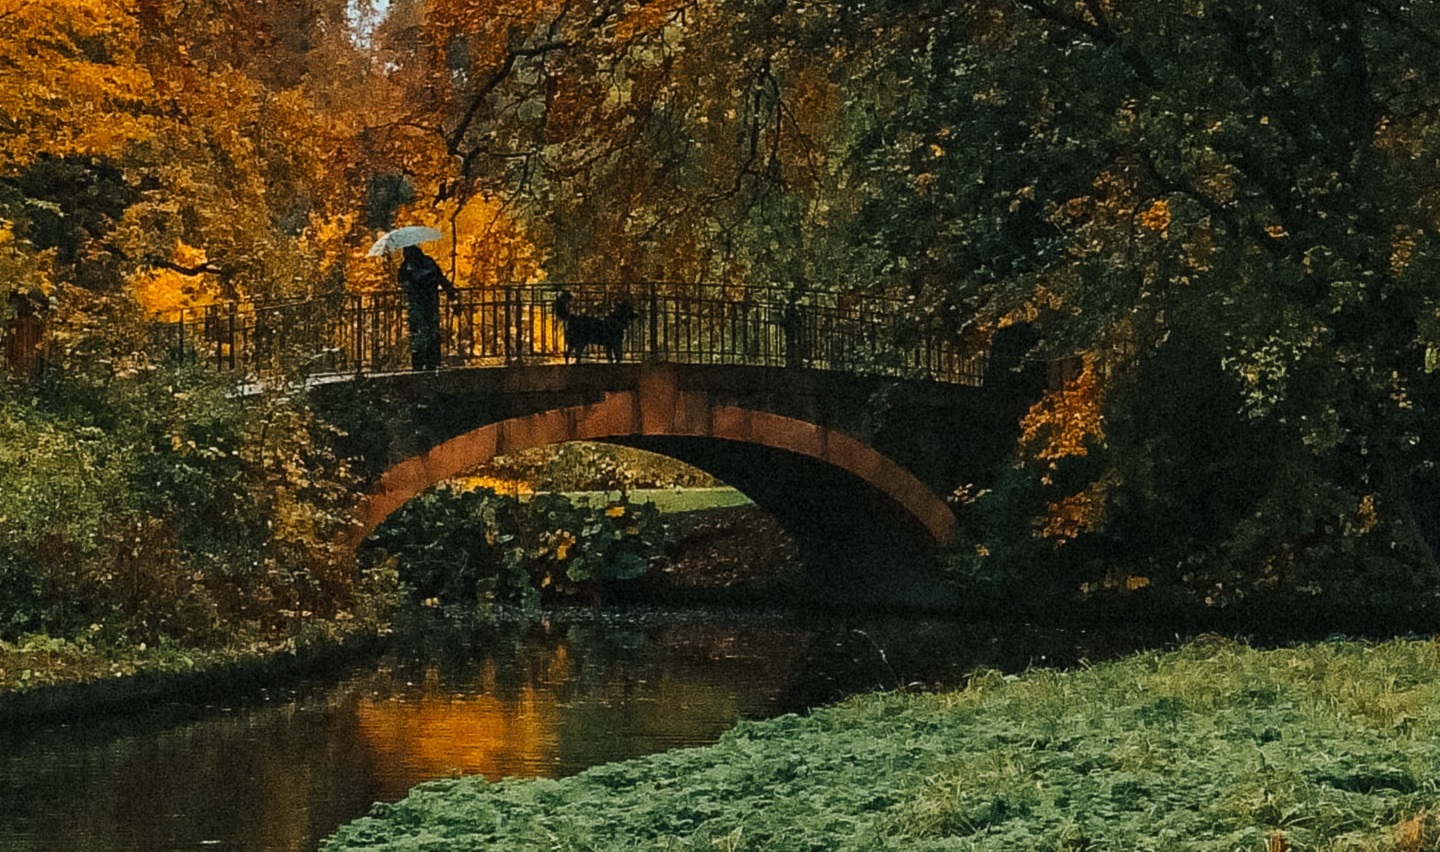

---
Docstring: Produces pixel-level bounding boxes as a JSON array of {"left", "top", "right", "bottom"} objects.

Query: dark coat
[{"left": 398, "top": 246, "right": 456, "bottom": 369}]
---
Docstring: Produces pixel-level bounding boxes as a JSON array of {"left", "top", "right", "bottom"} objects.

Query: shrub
[
  {"left": 0, "top": 359, "right": 359, "bottom": 646},
  {"left": 362, "top": 486, "right": 663, "bottom": 608}
]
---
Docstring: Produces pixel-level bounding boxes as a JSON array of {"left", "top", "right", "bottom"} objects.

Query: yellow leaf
[{"left": 1138, "top": 199, "right": 1171, "bottom": 234}]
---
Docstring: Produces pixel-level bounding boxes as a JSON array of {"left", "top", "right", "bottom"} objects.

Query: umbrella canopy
[{"left": 367, "top": 226, "right": 443, "bottom": 257}]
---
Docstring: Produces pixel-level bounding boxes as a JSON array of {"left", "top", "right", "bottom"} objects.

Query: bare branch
[
  {"left": 153, "top": 259, "right": 225, "bottom": 277},
  {"left": 100, "top": 242, "right": 230, "bottom": 278}
]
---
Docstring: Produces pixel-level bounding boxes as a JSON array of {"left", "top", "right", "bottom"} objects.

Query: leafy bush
[
  {"left": 0, "top": 355, "right": 360, "bottom": 646},
  {"left": 362, "top": 486, "right": 663, "bottom": 608}
]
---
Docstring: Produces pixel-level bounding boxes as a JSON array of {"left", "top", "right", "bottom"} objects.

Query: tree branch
[
  {"left": 445, "top": 39, "right": 573, "bottom": 159},
  {"left": 153, "top": 259, "right": 224, "bottom": 277},
  {"left": 100, "top": 242, "right": 229, "bottom": 278}
]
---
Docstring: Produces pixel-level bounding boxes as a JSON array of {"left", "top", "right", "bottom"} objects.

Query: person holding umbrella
[
  {"left": 369, "top": 226, "right": 458, "bottom": 371},
  {"left": 398, "top": 245, "right": 458, "bottom": 370}
]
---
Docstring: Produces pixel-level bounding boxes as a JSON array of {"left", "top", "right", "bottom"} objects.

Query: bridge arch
[{"left": 354, "top": 370, "right": 957, "bottom": 551}]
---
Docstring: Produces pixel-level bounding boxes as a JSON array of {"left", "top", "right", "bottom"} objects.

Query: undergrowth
[{"left": 323, "top": 636, "right": 1440, "bottom": 851}]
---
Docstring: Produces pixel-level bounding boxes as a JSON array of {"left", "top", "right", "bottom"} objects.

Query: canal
[{"left": 0, "top": 606, "right": 1160, "bottom": 852}]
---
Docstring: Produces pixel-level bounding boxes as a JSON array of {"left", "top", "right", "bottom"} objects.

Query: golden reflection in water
[
  {"left": 354, "top": 636, "right": 776, "bottom": 801},
  {"left": 357, "top": 678, "right": 561, "bottom": 794}
]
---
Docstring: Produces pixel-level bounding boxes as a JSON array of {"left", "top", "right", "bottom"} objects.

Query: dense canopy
[{"left": 4, "top": 0, "right": 1440, "bottom": 631}]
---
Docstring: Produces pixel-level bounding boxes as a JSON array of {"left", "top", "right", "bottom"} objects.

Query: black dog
[{"left": 553, "top": 290, "right": 638, "bottom": 363}]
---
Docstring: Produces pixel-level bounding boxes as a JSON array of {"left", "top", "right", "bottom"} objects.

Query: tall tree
[{"left": 831, "top": 0, "right": 1440, "bottom": 604}]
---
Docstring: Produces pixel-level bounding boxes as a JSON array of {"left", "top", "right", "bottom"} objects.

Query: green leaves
[
  {"left": 0, "top": 360, "right": 359, "bottom": 645},
  {"left": 363, "top": 486, "right": 663, "bottom": 607}
]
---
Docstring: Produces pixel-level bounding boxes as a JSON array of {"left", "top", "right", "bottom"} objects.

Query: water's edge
[{"left": 0, "top": 630, "right": 386, "bottom": 727}]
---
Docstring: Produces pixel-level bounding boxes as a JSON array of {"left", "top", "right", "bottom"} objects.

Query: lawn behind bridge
[
  {"left": 447, "top": 479, "right": 754, "bottom": 514},
  {"left": 323, "top": 636, "right": 1440, "bottom": 851}
]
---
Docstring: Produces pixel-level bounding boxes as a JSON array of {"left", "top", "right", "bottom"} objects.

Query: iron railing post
[
  {"left": 227, "top": 303, "right": 238, "bottom": 371},
  {"left": 648, "top": 282, "right": 659, "bottom": 362},
  {"left": 375, "top": 293, "right": 383, "bottom": 372},
  {"left": 204, "top": 305, "right": 218, "bottom": 369},
  {"left": 504, "top": 286, "right": 517, "bottom": 364}
]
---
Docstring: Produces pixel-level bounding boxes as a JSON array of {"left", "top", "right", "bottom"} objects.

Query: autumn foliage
[{"left": 4, "top": 0, "right": 1440, "bottom": 638}]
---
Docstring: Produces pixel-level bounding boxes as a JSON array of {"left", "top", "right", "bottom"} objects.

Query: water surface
[{"left": 0, "top": 607, "right": 1159, "bottom": 852}]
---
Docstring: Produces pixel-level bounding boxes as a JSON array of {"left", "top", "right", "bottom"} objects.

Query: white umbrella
[{"left": 366, "top": 226, "right": 443, "bottom": 257}]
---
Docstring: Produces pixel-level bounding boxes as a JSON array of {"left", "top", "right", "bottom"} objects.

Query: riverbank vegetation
[
  {"left": 325, "top": 636, "right": 1440, "bottom": 851},
  {"left": 361, "top": 485, "right": 664, "bottom": 608},
  {"left": 361, "top": 444, "right": 788, "bottom": 609},
  {"left": 462, "top": 443, "right": 724, "bottom": 495},
  {"left": 0, "top": 359, "right": 401, "bottom": 695},
  {"left": 0, "top": 363, "right": 380, "bottom": 628}
]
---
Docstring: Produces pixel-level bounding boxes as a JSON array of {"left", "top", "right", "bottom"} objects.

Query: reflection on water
[{"left": 0, "top": 607, "right": 1158, "bottom": 852}]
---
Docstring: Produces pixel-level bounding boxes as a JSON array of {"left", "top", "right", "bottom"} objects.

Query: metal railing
[{"left": 152, "top": 282, "right": 986, "bottom": 385}]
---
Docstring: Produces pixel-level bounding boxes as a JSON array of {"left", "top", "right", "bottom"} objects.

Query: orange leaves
[
  {"left": 3, "top": 0, "right": 382, "bottom": 306},
  {"left": 1078, "top": 573, "right": 1150, "bottom": 595},
  {"left": 390, "top": 194, "right": 544, "bottom": 290},
  {"left": 613, "top": 0, "right": 690, "bottom": 44},
  {"left": 424, "top": 0, "right": 569, "bottom": 72},
  {"left": 1040, "top": 478, "right": 1108, "bottom": 542},
  {"left": 1351, "top": 493, "right": 1380, "bottom": 536},
  {"left": 346, "top": 192, "right": 544, "bottom": 292},
  {"left": 1137, "top": 199, "right": 1171, "bottom": 235},
  {"left": 1017, "top": 354, "right": 1110, "bottom": 543},
  {"left": 130, "top": 243, "right": 220, "bottom": 320},
  {"left": 1055, "top": 194, "right": 1094, "bottom": 227},
  {"left": 0, "top": 0, "right": 156, "bottom": 166},
  {"left": 1394, "top": 812, "right": 1438, "bottom": 852},
  {"left": 1391, "top": 228, "right": 1419, "bottom": 278},
  {"left": 1019, "top": 355, "right": 1105, "bottom": 465},
  {"left": 1091, "top": 168, "right": 1139, "bottom": 214}
]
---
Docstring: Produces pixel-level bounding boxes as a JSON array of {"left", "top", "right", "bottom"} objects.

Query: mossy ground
[{"left": 324, "top": 636, "right": 1440, "bottom": 851}]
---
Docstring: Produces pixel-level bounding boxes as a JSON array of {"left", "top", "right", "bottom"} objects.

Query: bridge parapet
[{"left": 153, "top": 282, "right": 986, "bottom": 385}]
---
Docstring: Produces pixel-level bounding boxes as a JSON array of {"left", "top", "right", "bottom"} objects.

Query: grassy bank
[
  {"left": 581, "top": 487, "right": 753, "bottom": 514},
  {"left": 0, "top": 614, "right": 390, "bottom": 723},
  {"left": 324, "top": 636, "right": 1440, "bottom": 851}
]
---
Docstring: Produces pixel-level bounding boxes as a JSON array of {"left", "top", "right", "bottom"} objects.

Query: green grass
[
  {"left": 0, "top": 615, "right": 384, "bottom": 696},
  {"left": 323, "top": 636, "right": 1440, "bottom": 851},
  {"left": 564, "top": 487, "right": 753, "bottom": 514}
]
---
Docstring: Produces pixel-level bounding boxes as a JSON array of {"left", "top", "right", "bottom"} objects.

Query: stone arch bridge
[
  {"left": 170, "top": 283, "right": 1044, "bottom": 606},
  {"left": 307, "top": 362, "right": 1043, "bottom": 606}
]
